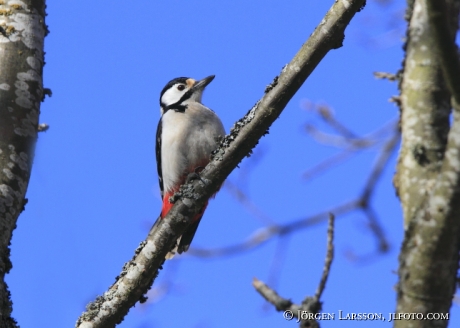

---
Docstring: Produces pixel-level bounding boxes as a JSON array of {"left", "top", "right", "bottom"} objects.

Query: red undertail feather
[
  {"left": 161, "top": 190, "right": 209, "bottom": 222},
  {"left": 161, "top": 191, "right": 176, "bottom": 219}
]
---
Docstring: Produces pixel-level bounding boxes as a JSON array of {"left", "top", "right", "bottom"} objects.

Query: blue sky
[{"left": 7, "top": 0, "right": 459, "bottom": 327}]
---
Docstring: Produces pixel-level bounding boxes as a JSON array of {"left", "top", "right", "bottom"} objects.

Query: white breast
[{"left": 160, "top": 102, "right": 225, "bottom": 193}]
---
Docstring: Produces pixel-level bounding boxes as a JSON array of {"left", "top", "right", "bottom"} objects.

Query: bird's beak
[{"left": 193, "top": 75, "right": 215, "bottom": 91}]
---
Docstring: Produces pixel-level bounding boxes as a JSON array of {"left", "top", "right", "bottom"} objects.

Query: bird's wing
[
  {"left": 177, "top": 217, "right": 202, "bottom": 254},
  {"left": 155, "top": 117, "right": 164, "bottom": 197}
]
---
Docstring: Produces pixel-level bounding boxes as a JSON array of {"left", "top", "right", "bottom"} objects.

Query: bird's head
[{"left": 159, "top": 75, "right": 215, "bottom": 114}]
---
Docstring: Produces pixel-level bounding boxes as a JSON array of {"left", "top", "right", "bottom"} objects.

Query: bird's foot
[{"left": 186, "top": 166, "right": 207, "bottom": 185}]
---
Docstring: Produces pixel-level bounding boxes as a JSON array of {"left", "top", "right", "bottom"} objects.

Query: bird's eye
[{"left": 177, "top": 85, "right": 185, "bottom": 91}]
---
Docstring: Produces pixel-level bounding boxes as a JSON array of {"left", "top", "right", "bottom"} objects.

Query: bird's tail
[{"left": 160, "top": 191, "right": 209, "bottom": 259}]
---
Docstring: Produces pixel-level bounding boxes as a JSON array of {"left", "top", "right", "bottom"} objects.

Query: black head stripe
[
  {"left": 165, "top": 103, "right": 187, "bottom": 113},
  {"left": 164, "top": 87, "right": 195, "bottom": 112}
]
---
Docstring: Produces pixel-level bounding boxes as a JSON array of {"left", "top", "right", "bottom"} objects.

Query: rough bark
[
  {"left": 394, "top": 0, "right": 451, "bottom": 229},
  {"left": 75, "top": 0, "right": 366, "bottom": 327},
  {"left": 0, "top": 1, "right": 47, "bottom": 326},
  {"left": 394, "top": 0, "right": 460, "bottom": 327}
]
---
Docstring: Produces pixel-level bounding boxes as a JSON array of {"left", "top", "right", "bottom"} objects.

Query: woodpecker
[{"left": 155, "top": 75, "right": 225, "bottom": 259}]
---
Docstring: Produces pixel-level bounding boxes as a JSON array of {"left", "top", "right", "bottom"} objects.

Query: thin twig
[
  {"left": 37, "top": 123, "right": 49, "bottom": 132},
  {"left": 361, "top": 126, "right": 400, "bottom": 205},
  {"left": 188, "top": 200, "right": 358, "bottom": 258},
  {"left": 303, "top": 119, "right": 398, "bottom": 180},
  {"left": 373, "top": 71, "right": 398, "bottom": 81},
  {"left": 252, "top": 278, "right": 294, "bottom": 312},
  {"left": 315, "top": 105, "right": 358, "bottom": 139},
  {"left": 362, "top": 206, "right": 389, "bottom": 253},
  {"left": 266, "top": 236, "right": 290, "bottom": 295},
  {"left": 305, "top": 124, "right": 377, "bottom": 148},
  {"left": 224, "top": 180, "right": 276, "bottom": 226},
  {"left": 253, "top": 214, "right": 336, "bottom": 328},
  {"left": 314, "top": 214, "right": 335, "bottom": 301},
  {"left": 302, "top": 149, "right": 355, "bottom": 180},
  {"left": 191, "top": 127, "right": 398, "bottom": 259}
]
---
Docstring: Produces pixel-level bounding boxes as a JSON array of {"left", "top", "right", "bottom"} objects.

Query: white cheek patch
[{"left": 161, "top": 85, "right": 188, "bottom": 107}]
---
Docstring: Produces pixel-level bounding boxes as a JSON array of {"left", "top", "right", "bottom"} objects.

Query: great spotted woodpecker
[{"left": 155, "top": 75, "right": 225, "bottom": 259}]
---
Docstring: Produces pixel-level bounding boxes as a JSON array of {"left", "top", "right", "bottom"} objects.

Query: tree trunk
[
  {"left": 394, "top": 0, "right": 460, "bottom": 327},
  {"left": 0, "top": 1, "right": 47, "bottom": 326}
]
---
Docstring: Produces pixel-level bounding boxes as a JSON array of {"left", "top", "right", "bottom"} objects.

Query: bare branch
[
  {"left": 360, "top": 125, "right": 400, "bottom": 206},
  {"left": 373, "top": 71, "right": 398, "bottom": 81},
  {"left": 265, "top": 237, "right": 290, "bottom": 293},
  {"left": 252, "top": 278, "right": 294, "bottom": 312},
  {"left": 188, "top": 201, "right": 357, "bottom": 258},
  {"left": 224, "top": 180, "right": 276, "bottom": 226},
  {"left": 37, "top": 123, "right": 49, "bottom": 132},
  {"left": 191, "top": 123, "right": 398, "bottom": 260},
  {"left": 314, "top": 104, "right": 358, "bottom": 139},
  {"left": 305, "top": 124, "right": 377, "bottom": 148},
  {"left": 314, "top": 214, "right": 335, "bottom": 301},
  {"left": 302, "top": 149, "right": 355, "bottom": 180},
  {"left": 362, "top": 206, "right": 388, "bottom": 253},
  {"left": 303, "top": 118, "right": 398, "bottom": 180},
  {"left": 253, "top": 215, "right": 335, "bottom": 328}
]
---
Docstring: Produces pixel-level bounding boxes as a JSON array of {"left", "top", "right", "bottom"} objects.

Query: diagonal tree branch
[{"left": 76, "top": 0, "right": 367, "bottom": 327}]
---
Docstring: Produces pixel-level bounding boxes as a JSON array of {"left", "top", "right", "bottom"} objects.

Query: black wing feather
[
  {"left": 177, "top": 217, "right": 202, "bottom": 254},
  {"left": 155, "top": 117, "right": 164, "bottom": 197}
]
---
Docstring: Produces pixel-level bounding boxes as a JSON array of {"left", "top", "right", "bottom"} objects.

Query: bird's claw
[{"left": 186, "top": 167, "right": 207, "bottom": 185}]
